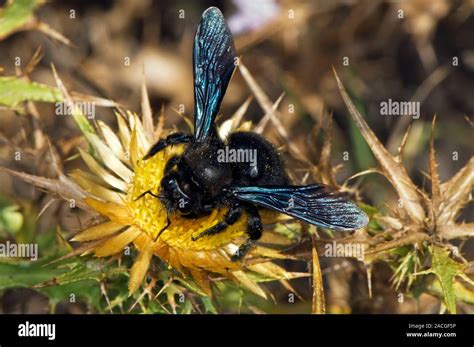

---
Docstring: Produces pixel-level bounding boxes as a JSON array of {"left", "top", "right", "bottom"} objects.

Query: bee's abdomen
[{"left": 227, "top": 132, "right": 288, "bottom": 187}]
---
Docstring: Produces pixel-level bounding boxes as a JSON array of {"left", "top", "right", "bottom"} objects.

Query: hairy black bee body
[
  {"left": 155, "top": 131, "right": 287, "bottom": 218},
  {"left": 139, "top": 7, "right": 369, "bottom": 260},
  {"left": 181, "top": 132, "right": 231, "bottom": 199},
  {"left": 227, "top": 132, "right": 288, "bottom": 187}
]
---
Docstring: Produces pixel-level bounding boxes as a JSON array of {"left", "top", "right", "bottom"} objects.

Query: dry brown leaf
[
  {"left": 333, "top": 68, "right": 425, "bottom": 224},
  {"left": 438, "top": 157, "right": 474, "bottom": 225},
  {"left": 0, "top": 167, "right": 92, "bottom": 212}
]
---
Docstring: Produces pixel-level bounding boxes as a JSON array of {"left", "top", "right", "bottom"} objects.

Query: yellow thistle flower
[
  {"left": 0, "top": 61, "right": 307, "bottom": 305},
  {"left": 68, "top": 104, "right": 304, "bottom": 297}
]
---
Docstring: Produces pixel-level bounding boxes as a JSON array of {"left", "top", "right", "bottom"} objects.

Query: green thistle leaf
[
  {"left": 415, "top": 246, "right": 474, "bottom": 314},
  {"left": 0, "top": 76, "right": 62, "bottom": 108},
  {"left": 0, "top": 0, "right": 42, "bottom": 39}
]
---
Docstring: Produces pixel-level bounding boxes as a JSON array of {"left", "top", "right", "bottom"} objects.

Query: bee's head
[{"left": 160, "top": 172, "right": 197, "bottom": 215}]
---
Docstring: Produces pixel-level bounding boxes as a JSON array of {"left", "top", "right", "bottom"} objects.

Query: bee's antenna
[{"left": 134, "top": 190, "right": 165, "bottom": 201}]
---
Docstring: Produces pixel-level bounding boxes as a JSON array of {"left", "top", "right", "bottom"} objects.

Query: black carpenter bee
[{"left": 138, "top": 7, "right": 368, "bottom": 261}]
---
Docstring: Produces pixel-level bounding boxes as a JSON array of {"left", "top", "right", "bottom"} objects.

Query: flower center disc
[{"left": 128, "top": 145, "right": 246, "bottom": 251}]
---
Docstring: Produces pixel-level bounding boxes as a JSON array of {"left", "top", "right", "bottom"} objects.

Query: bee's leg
[
  {"left": 143, "top": 133, "right": 192, "bottom": 160},
  {"left": 231, "top": 204, "right": 262, "bottom": 262},
  {"left": 164, "top": 155, "right": 181, "bottom": 174},
  {"left": 191, "top": 202, "right": 243, "bottom": 241}
]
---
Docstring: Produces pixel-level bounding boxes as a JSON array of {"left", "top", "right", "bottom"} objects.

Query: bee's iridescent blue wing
[
  {"left": 193, "top": 7, "right": 236, "bottom": 143},
  {"left": 229, "top": 185, "right": 369, "bottom": 230}
]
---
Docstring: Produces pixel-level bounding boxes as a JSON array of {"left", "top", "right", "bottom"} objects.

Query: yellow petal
[
  {"left": 246, "top": 262, "right": 307, "bottom": 280},
  {"left": 84, "top": 197, "right": 132, "bottom": 224},
  {"left": 128, "top": 111, "right": 149, "bottom": 149},
  {"left": 237, "top": 120, "right": 253, "bottom": 132},
  {"left": 129, "top": 126, "right": 141, "bottom": 167},
  {"left": 95, "top": 226, "right": 141, "bottom": 257},
  {"left": 133, "top": 233, "right": 150, "bottom": 251},
  {"left": 167, "top": 247, "right": 185, "bottom": 274},
  {"left": 249, "top": 245, "right": 292, "bottom": 260},
  {"left": 87, "top": 133, "right": 133, "bottom": 183},
  {"left": 79, "top": 148, "right": 129, "bottom": 192},
  {"left": 218, "top": 119, "right": 234, "bottom": 140},
  {"left": 70, "top": 170, "right": 126, "bottom": 204},
  {"left": 116, "top": 112, "right": 131, "bottom": 150},
  {"left": 71, "top": 221, "right": 125, "bottom": 242},
  {"left": 232, "top": 270, "right": 267, "bottom": 299},
  {"left": 218, "top": 95, "right": 252, "bottom": 140},
  {"left": 140, "top": 76, "right": 155, "bottom": 143},
  {"left": 128, "top": 240, "right": 153, "bottom": 295},
  {"left": 98, "top": 120, "right": 127, "bottom": 162}
]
